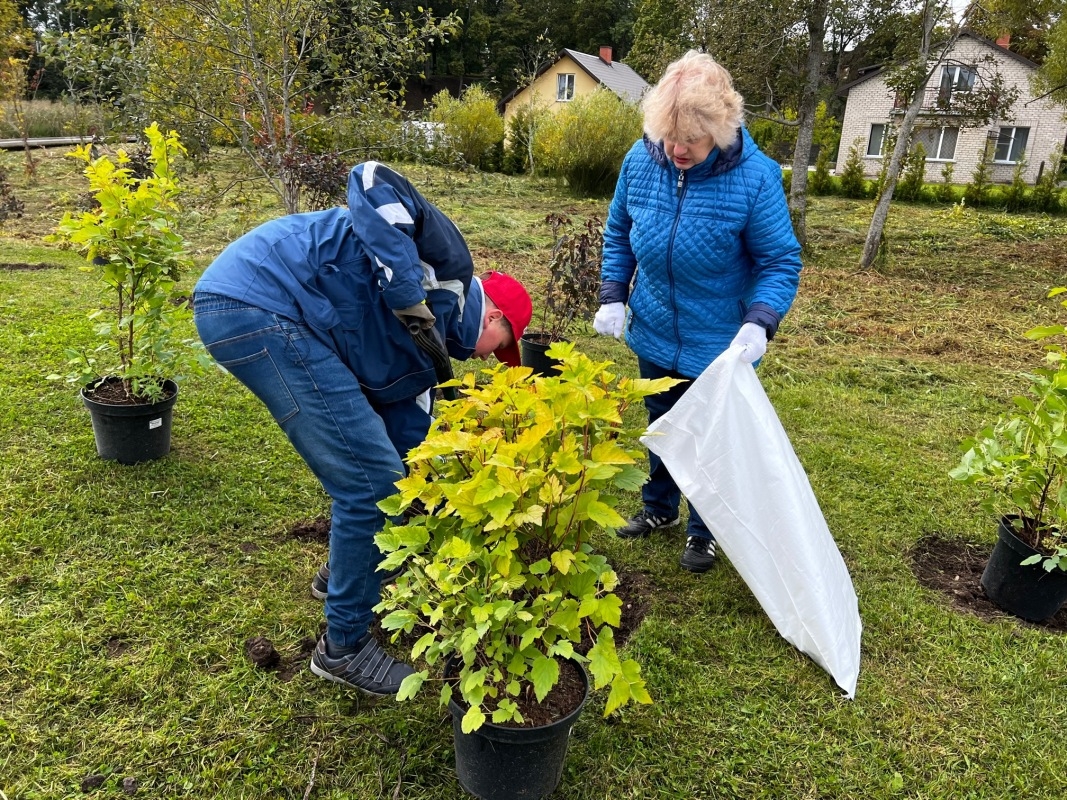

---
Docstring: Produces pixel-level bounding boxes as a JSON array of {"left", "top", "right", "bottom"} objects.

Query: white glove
[
  {"left": 731, "top": 322, "right": 768, "bottom": 364},
  {"left": 593, "top": 303, "right": 626, "bottom": 338}
]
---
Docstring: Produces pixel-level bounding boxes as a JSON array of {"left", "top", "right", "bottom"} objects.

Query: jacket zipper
[{"left": 666, "top": 167, "right": 687, "bottom": 371}]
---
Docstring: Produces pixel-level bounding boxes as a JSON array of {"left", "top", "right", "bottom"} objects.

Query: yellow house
[{"left": 499, "top": 47, "right": 649, "bottom": 124}]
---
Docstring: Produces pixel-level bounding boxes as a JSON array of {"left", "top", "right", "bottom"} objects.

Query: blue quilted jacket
[
  {"left": 196, "top": 162, "right": 483, "bottom": 403},
  {"left": 600, "top": 130, "right": 802, "bottom": 377}
]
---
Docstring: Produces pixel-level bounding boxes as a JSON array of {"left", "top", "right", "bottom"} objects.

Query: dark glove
[
  {"left": 410, "top": 324, "right": 458, "bottom": 401},
  {"left": 393, "top": 301, "right": 436, "bottom": 333}
]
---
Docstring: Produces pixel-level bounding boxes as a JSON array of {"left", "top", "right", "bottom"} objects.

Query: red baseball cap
[{"left": 481, "top": 271, "right": 532, "bottom": 367}]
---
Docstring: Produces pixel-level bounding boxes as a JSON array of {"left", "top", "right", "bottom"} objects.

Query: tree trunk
[
  {"left": 860, "top": 1, "right": 964, "bottom": 269},
  {"left": 788, "top": 5, "right": 827, "bottom": 249}
]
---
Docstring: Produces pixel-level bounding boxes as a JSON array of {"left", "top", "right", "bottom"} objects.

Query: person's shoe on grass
[
  {"left": 679, "top": 535, "right": 717, "bottom": 573},
  {"left": 310, "top": 633, "right": 414, "bottom": 696},
  {"left": 616, "top": 509, "right": 680, "bottom": 539}
]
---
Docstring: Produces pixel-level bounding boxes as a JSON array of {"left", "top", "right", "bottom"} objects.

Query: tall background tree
[
  {"left": 47, "top": 0, "right": 459, "bottom": 212},
  {"left": 979, "top": 0, "right": 1067, "bottom": 103},
  {"left": 858, "top": 0, "right": 1018, "bottom": 269}
]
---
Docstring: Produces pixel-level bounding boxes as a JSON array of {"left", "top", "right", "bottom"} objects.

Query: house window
[
  {"left": 937, "top": 65, "right": 976, "bottom": 106},
  {"left": 867, "top": 123, "right": 887, "bottom": 156},
  {"left": 994, "top": 126, "right": 1029, "bottom": 163},
  {"left": 913, "top": 126, "right": 959, "bottom": 160},
  {"left": 556, "top": 74, "right": 575, "bottom": 101}
]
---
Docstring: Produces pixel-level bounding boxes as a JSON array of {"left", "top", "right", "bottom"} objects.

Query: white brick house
[{"left": 837, "top": 31, "right": 1067, "bottom": 184}]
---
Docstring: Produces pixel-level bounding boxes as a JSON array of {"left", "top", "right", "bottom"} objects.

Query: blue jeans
[
  {"left": 193, "top": 292, "right": 431, "bottom": 646},
  {"left": 638, "top": 357, "right": 712, "bottom": 541}
]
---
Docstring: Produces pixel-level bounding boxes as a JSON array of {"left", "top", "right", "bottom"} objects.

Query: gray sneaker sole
[{"left": 309, "top": 658, "right": 397, "bottom": 698}]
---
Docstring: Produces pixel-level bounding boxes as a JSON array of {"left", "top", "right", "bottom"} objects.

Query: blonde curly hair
[{"left": 642, "top": 50, "right": 745, "bottom": 150}]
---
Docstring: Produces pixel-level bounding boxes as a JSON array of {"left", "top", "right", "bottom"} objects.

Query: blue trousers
[
  {"left": 193, "top": 292, "right": 431, "bottom": 646},
  {"left": 638, "top": 357, "right": 712, "bottom": 541}
]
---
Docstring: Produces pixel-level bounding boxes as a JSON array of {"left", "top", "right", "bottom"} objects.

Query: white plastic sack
[{"left": 642, "top": 346, "right": 862, "bottom": 698}]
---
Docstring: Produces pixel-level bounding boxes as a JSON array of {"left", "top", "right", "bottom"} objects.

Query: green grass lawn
[{"left": 2, "top": 146, "right": 1066, "bottom": 799}]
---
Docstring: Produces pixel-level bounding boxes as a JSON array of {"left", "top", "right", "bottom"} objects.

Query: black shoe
[
  {"left": 309, "top": 634, "right": 415, "bottom": 697},
  {"left": 617, "top": 509, "right": 680, "bottom": 539},
  {"left": 310, "top": 562, "right": 403, "bottom": 601},
  {"left": 679, "top": 535, "right": 717, "bottom": 573},
  {"left": 310, "top": 563, "right": 330, "bottom": 600}
]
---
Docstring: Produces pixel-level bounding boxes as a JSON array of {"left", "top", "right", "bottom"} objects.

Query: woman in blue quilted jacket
[{"left": 593, "top": 50, "right": 802, "bottom": 574}]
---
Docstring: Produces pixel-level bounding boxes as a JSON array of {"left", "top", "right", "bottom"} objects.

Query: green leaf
[
  {"left": 438, "top": 536, "right": 473, "bottom": 559},
  {"left": 396, "top": 671, "right": 426, "bottom": 702},
  {"left": 461, "top": 705, "right": 486, "bottom": 733},
  {"left": 530, "top": 655, "right": 560, "bottom": 702},
  {"left": 604, "top": 659, "right": 652, "bottom": 716},
  {"left": 411, "top": 632, "right": 436, "bottom": 659},
  {"left": 587, "top": 628, "right": 622, "bottom": 689},
  {"left": 550, "top": 549, "right": 575, "bottom": 575},
  {"left": 380, "top": 609, "right": 418, "bottom": 631},
  {"left": 585, "top": 499, "right": 626, "bottom": 528}
]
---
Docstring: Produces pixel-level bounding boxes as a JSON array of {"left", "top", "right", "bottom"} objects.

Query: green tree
[
  {"left": 1031, "top": 147, "right": 1063, "bottom": 212},
  {"left": 896, "top": 141, "right": 927, "bottom": 202},
  {"left": 1, "top": 0, "right": 36, "bottom": 174},
  {"left": 859, "top": 0, "right": 1020, "bottom": 269},
  {"left": 935, "top": 160, "right": 956, "bottom": 203},
  {"left": 1003, "top": 154, "right": 1029, "bottom": 212},
  {"left": 429, "top": 84, "right": 505, "bottom": 170},
  {"left": 535, "top": 88, "right": 643, "bottom": 195},
  {"left": 837, "top": 138, "right": 869, "bottom": 198},
  {"left": 808, "top": 146, "right": 834, "bottom": 195},
  {"left": 52, "top": 0, "right": 459, "bottom": 213},
  {"left": 964, "top": 141, "right": 993, "bottom": 207}
]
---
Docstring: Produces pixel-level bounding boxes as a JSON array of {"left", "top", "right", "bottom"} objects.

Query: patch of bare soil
[
  {"left": 288, "top": 516, "right": 330, "bottom": 545},
  {"left": 910, "top": 532, "right": 1067, "bottom": 632}
]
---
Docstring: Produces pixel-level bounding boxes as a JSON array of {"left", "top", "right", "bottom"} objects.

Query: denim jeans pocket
[{"left": 212, "top": 346, "right": 300, "bottom": 424}]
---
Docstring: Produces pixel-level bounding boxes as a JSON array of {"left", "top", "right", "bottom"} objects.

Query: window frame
[
  {"left": 913, "top": 125, "right": 959, "bottom": 161},
  {"left": 555, "top": 73, "right": 575, "bottom": 102},
  {"left": 993, "top": 126, "right": 1030, "bottom": 164},
  {"left": 867, "top": 123, "right": 887, "bottom": 157},
  {"left": 937, "top": 65, "right": 977, "bottom": 107}
]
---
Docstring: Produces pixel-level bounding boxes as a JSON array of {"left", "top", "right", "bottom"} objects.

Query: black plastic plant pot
[
  {"left": 80, "top": 378, "right": 179, "bottom": 465},
  {"left": 520, "top": 334, "right": 564, "bottom": 378},
  {"left": 447, "top": 662, "right": 589, "bottom": 800},
  {"left": 980, "top": 516, "right": 1067, "bottom": 622}
]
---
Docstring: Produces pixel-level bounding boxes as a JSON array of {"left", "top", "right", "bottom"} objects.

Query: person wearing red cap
[{"left": 193, "top": 162, "right": 531, "bottom": 698}]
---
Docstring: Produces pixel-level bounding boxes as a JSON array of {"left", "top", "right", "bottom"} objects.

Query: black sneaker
[
  {"left": 617, "top": 509, "right": 680, "bottom": 539},
  {"left": 679, "top": 535, "right": 717, "bottom": 573},
  {"left": 309, "top": 562, "right": 403, "bottom": 601},
  {"left": 309, "top": 634, "right": 414, "bottom": 697},
  {"left": 310, "top": 563, "right": 330, "bottom": 600}
]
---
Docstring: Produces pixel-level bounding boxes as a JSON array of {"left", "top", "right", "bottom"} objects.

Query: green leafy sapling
[
  {"left": 49, "top": 123, "right": 209, "bottom": 403},
  {"left": 375, "top": 345, "right": 680, "bottom": 732},
  {"left": 950, "top": 287, "right": 1067, "bottom": 573}
]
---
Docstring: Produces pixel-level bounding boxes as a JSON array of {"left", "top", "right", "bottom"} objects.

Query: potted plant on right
[
  {"left": 520, "top": 213, "right": 603, "bottom": 376},
  {"left": 950, "top": 287, "right": 1067, "bottom": 621},
  {"left": 48, "top": 124, "right": 209, "bottom": 464},
  {"left": 374, "top": 346, "right": 679, "bottom": 799}
]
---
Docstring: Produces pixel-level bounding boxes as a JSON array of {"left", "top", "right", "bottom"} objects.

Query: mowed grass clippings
[{"left": 2, "top": 146, "right": 1067, "bottom": 799}]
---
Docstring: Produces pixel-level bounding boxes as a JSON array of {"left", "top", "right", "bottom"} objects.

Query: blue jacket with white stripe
[
  {"left": 600, "top": 131, "right": 802, "bottom": 377},
  {"left": 196, "top": 162, "right": 482, "bottom": 403}
]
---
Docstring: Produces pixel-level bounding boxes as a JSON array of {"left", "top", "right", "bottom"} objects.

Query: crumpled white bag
[{"left": 642, "top": 346, "right": 862, "bottom": 698}]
